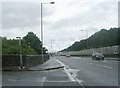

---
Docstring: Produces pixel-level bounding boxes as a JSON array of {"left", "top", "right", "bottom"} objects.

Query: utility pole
[
  {"left": 40, "top": 2, "right": 55, "bottom": 63},
  {"left": 16, "top": 37, "right": 23, "bottom": 70}
]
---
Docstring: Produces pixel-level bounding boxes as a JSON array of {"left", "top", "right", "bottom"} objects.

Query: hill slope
[{"left": 61, "top": 27, "right": 119, "bottom": 52}]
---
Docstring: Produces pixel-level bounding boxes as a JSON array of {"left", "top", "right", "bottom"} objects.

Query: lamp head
[
  {"left": 16, "top": 37, "right": 21, "bottom": 39},
  {"left": 50, "top": 2, "right": 55, "bottom": 4}
]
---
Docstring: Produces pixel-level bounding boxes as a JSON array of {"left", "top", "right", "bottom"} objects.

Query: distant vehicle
[
  {"left": 92, "top": 53, "right": 104, "bottom": 60},
  {"left": 66, "top": 54, "right": 70, "bottom": 57}
]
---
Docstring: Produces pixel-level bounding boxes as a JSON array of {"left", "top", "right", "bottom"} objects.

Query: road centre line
[
  {"left": 89, "top": 62, "right": 94, "bottom": 64},
  {"left": 96, "top": 64, "right": 112, "bottom": 69},
  {"left": 82, "top": 60, "right": 113, "bottom": 69},
  {"left": 103, "top": 65, "right": 112, "bottom": 69}
]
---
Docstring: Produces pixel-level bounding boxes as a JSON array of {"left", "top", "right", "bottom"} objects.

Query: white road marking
[
  {"left": 7, "top": 77, "right": 46, "bottom": 82},
  {"left": 89, "top": 62, "right": 94, "bottom": 64},
  {"left": 103, "top": 65, "right": 112, "bottom": 69},
  {"left": 55, "top": 59, "right": 76, "bottom": 82},
  {"left": 83, "top": 60, "right": 112, "bottom": 69},
  {"left": 55, "top": 59, "right": 84, "bottom": 87},
  {"left": 97, "top": 64, "right": 112, "bottom": 69},
  {"left": 75, "top": 78, "right": 84, "bottom": 87},
  {"left": 67, "top": 68, "right": 84, "bottom": 86}
]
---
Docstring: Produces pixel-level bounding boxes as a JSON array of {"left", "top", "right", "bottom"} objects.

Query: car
[{"left": 92, "top": 53, "right": 104, "bottom": 60}]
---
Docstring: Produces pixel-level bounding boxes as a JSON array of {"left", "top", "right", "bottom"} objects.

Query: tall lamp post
[
  {"left": 40, "top": 2, "right": 55, "bottom": 63},
  {"left": 81, "top": 30, "right": 89, "bottom": 50},
  {"left": 16, "top": 37, "right": 23, "bottom": 70}
]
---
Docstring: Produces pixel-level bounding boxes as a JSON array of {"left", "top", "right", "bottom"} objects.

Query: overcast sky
[{"left": 0, "top": 0, "right": 119, "bottom": 52}]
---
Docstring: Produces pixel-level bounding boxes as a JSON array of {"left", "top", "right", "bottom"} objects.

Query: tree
[
  {"left": 2, "top": 37, "right": 37, "bottom": 55},
  {"left": 23, "top": 32, "right": 48, "bottom": 54}
]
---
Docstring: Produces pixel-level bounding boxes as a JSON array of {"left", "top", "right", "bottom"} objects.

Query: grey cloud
[
  {"left": 0, "top": 3, "right": 2, "bottom": 29},
  {"left": 2, "top": 2, "right": 54, "bottom": 29},
  {"left": 119, "top": 1, "right": 120, "bottom": 27},
  {"left": 50, "top": 2, "right": 117, "bottom": 31}
]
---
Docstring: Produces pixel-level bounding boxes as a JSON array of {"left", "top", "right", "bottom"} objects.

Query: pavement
[{"left": 28, "top": 57, "right": 64, "bottom": 71}]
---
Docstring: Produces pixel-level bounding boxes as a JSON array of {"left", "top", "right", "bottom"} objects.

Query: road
[
  {"left": 2, "top": 56, "right": 119, "bottom": 87},
  {"left": 56, "top": 56, "right": 118, "bottom": 86},
  {"left": 2, "top": 57, "right": 80, "bottom": 87}
]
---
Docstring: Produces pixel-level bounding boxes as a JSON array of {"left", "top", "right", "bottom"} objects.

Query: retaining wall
[
  {"left": 2, "top": 54, "right": 50, "bottom": 70},
  {"left": 60, "top": 45, "right": 120, "bottom": 58}
]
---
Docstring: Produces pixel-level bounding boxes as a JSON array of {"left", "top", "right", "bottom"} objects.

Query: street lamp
[
  {"left": 81, "top": 30, "right": 89, "bottom": 50},
  {"left": 16, "top": 37, "right": 23, "bottom": 70},
  {"left": 40, "top": 2, "right": 55, "bottom": 64},
  {"left": 50, "top": 40, "right": 55, "bottom": 53}
]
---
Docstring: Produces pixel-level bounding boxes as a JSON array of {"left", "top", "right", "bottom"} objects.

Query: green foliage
[
  {"left": 2, "top": 32, "right": 48, "bottom": 55},
  {"left": 2, "top": 37, "right": 37, "bottom": 55},
  {"left": 23, "top": 32, "right": 48, "bottom": 54},
  {"left": 0, "top": 37, "right": 2, "bottom": 54},
  {"left": 62, "top": 27, "right": 119, "bottom": 52}
]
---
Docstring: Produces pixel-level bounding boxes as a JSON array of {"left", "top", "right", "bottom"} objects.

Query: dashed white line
[
  {"left": 85, "top": 61, "right": 112, "bottom": 69},
  {"left": 97, "top": 64, "right": 112, "bottom": 69},
  {"left": 89, "top": 62, "right": 94, "bottom": 64},
  {"left": 103, "top": 65, "right": 112, "bottom": 69}
]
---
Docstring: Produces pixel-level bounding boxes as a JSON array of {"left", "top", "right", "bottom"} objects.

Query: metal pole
[
  {"left": 81, "top": 30, "right": 89, "bottom": 56},
  {"left": 19, "top": 38, "right": 23, "bottom": 69},
  {"left": 40, "top": 2, "right": 55, "bottom": 63},
  {"left": 86, "top": 30, "right": 89, "bottom": 56},
  {"left": 16, "top": 37, "right": 23, "bottom": 70},
  {"left": 41, "top": 3, "right": 44, "bottom": 64},
  {"left": 81, "top": 30, "right": 89, "bottom": 49},
  {"left": 86, "top": 30, "right": 89, "bottom": 50}
]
